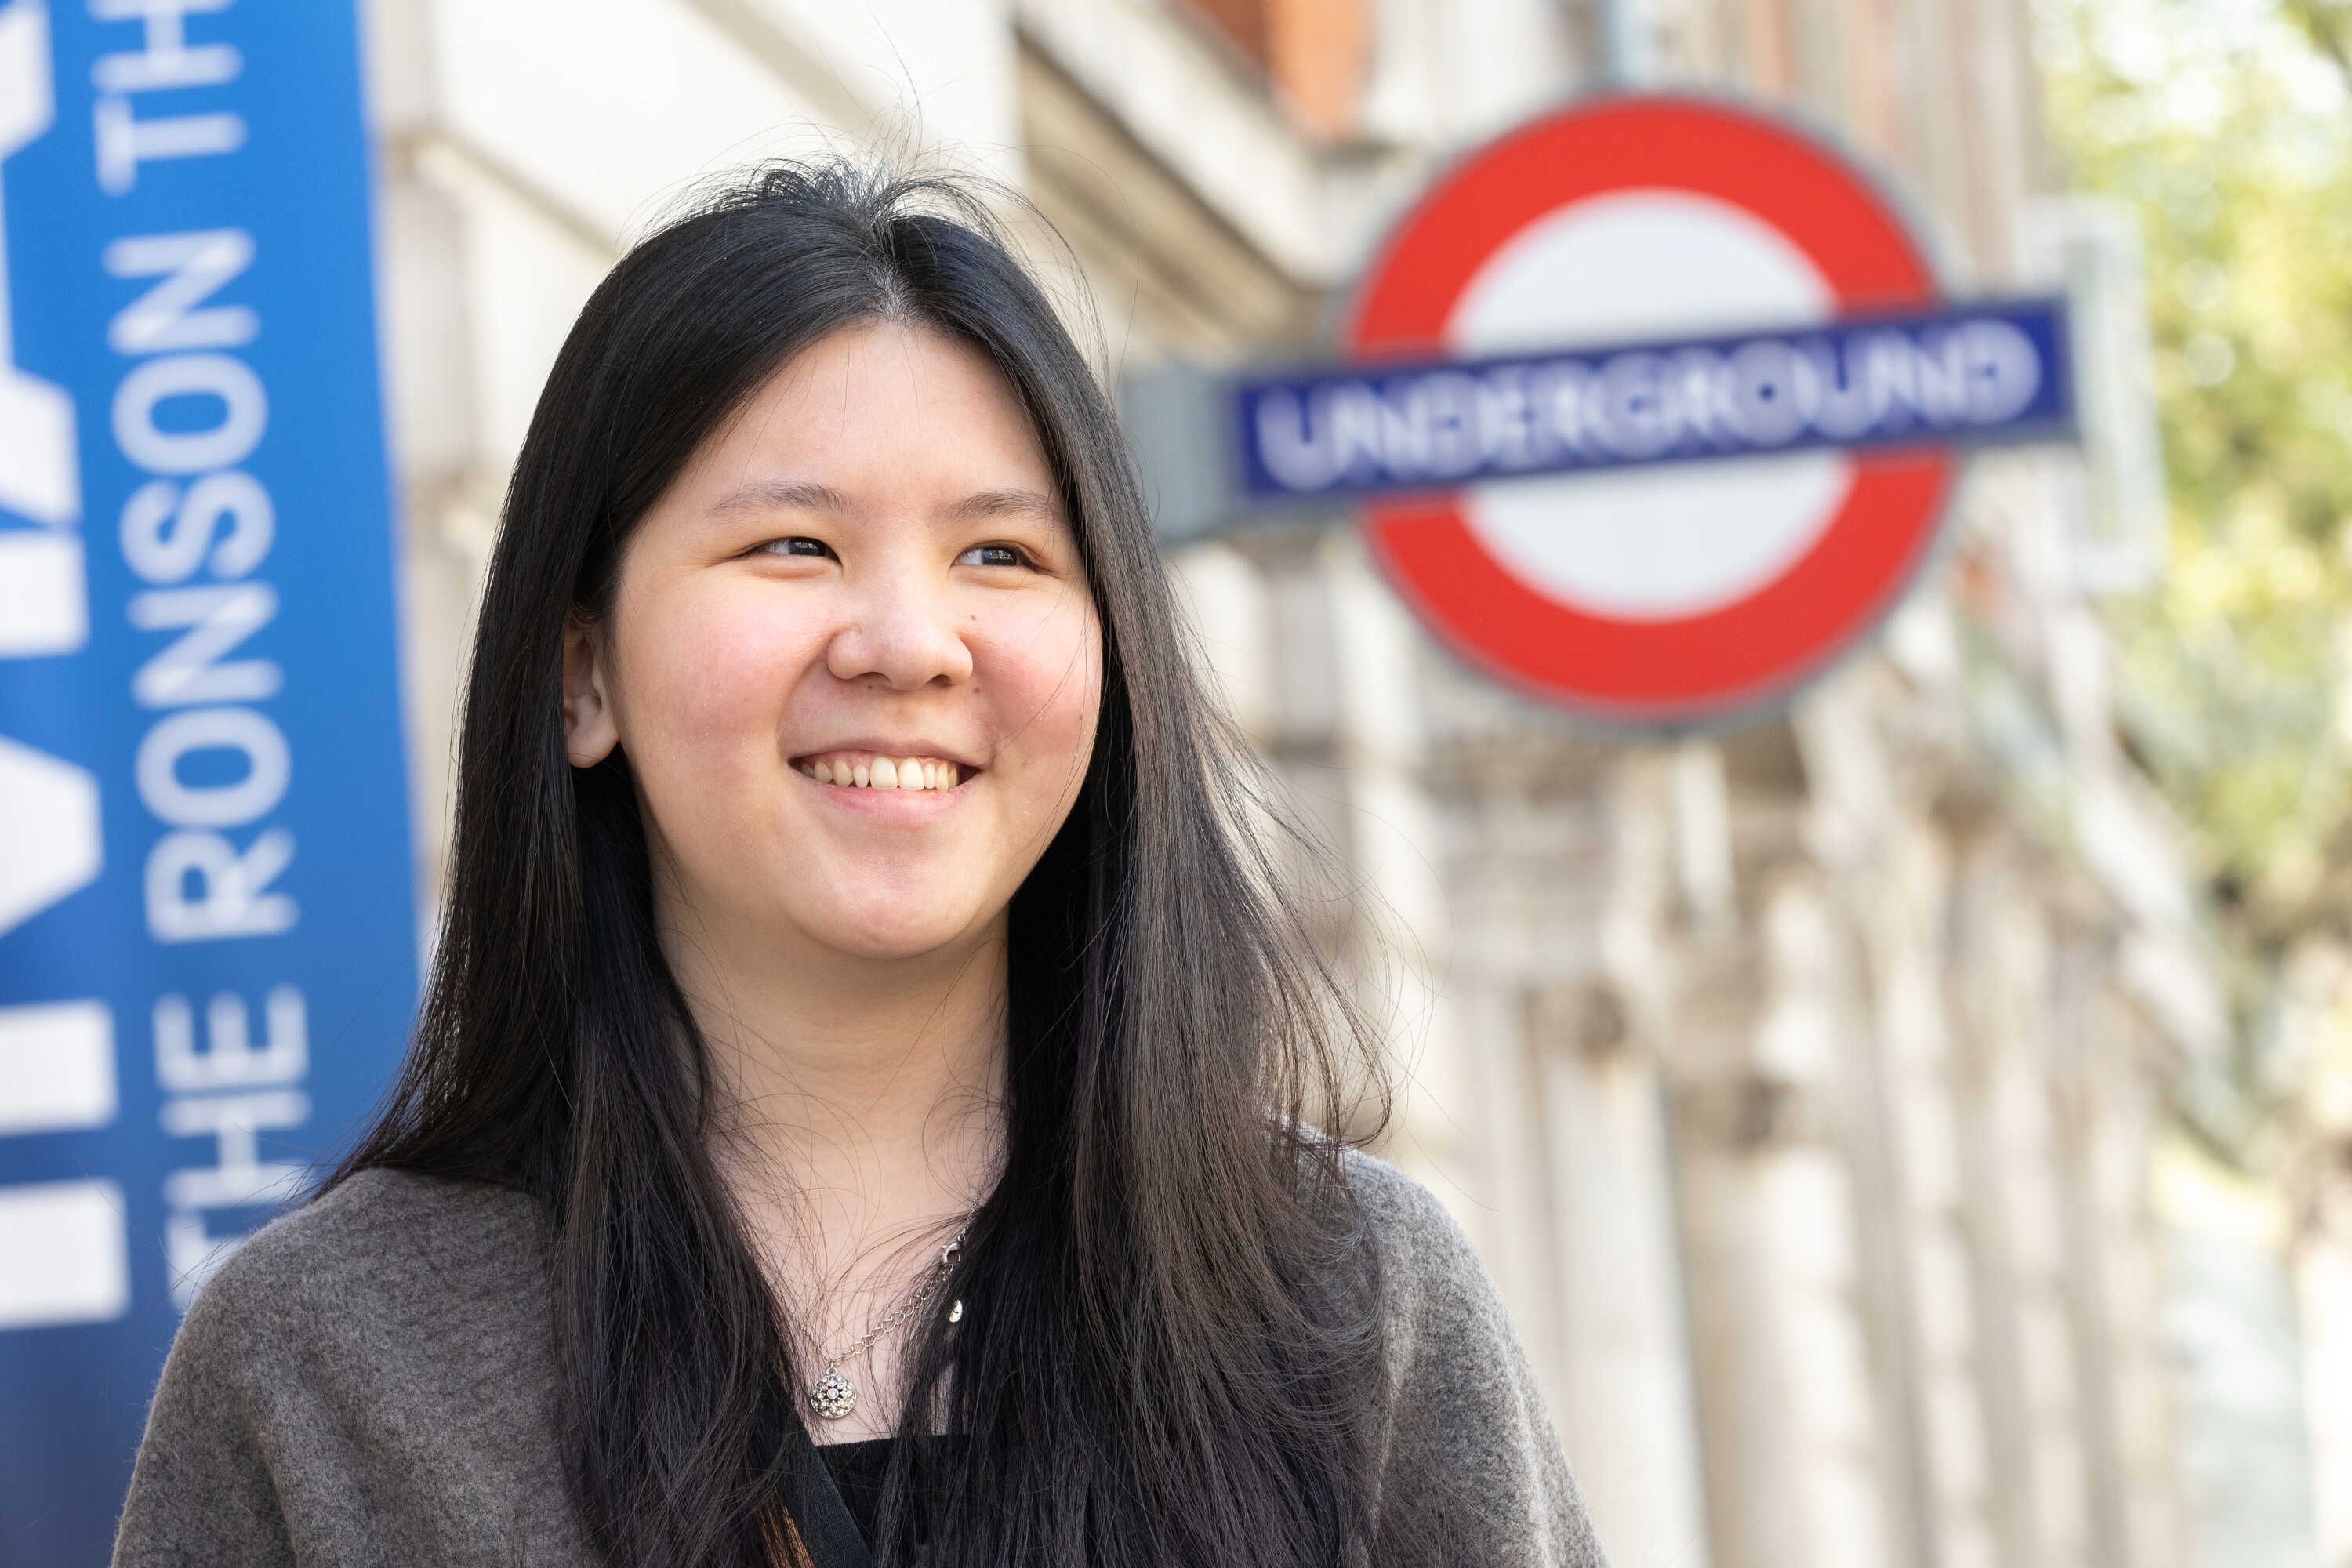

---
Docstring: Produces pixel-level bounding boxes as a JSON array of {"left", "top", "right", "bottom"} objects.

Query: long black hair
[{"left": 320, "top": 153, "right": 1400, "bottom": 1566}]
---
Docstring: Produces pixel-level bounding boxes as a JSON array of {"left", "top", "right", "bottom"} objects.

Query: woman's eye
[{"left": 752, "top": 538, "right": 1033, "bottom": 568}]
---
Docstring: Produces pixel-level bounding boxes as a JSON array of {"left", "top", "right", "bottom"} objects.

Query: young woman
[{"left": 111, "top": 158, "right": 1610, "bottom": 1568}]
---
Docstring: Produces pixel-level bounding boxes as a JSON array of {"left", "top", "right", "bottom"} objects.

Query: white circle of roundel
[{"left": 1446, "top": 191, "right": 1857, "bottom": 622}]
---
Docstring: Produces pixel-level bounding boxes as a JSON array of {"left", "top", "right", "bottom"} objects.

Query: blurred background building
[{"left": 355, "top": 1, "right": 2341, "bottom": 1564}]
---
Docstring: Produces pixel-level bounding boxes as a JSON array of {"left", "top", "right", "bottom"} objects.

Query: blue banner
[
  {"left": 1233, "top": 296, "right": 2076, "bottom": 502},
  {"left": 0, "top": 2, "right": 418, "bottom": 1559}
]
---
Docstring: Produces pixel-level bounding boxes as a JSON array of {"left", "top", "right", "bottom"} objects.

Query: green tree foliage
[{"left": 2041, "top": 0, "right": 2352, "bottom": 953}]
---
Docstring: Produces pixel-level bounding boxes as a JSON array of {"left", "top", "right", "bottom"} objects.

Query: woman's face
[{"left": 562, "top": 318, "right": 1103, "bottom": 966}]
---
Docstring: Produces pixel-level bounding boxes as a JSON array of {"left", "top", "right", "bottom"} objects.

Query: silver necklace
[{"left": 806, "top": 1228, "right": 968, "bottom": 1421}]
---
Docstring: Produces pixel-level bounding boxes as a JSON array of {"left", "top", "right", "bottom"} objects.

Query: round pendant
[
  {"left": 949, "top": 1298, "right": 963, "bottom": 1323},
  {"left": 808, "top": 1364, "right": 857, "bottom": 1421}
]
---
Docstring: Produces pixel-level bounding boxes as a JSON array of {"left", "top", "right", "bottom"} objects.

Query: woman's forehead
[{"left": 681, "top": 323, "right": 1061, "bottom": 503}]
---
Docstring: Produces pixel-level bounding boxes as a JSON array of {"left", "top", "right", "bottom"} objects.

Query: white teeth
[{"left": 801, "top": 753, "right": 967, "bottom": 789}]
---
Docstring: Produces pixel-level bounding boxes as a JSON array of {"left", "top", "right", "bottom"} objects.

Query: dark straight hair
[{"left": 320, "top": 154, "right": 1400, "bottom": 1567}]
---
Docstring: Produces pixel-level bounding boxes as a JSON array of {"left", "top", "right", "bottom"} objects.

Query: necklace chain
[
  {"left": 804, "top": 1222, "right": 975, "bottom": 1421},
  {"left": 815, "top": 1228, "right": 966, "bottom": 1367}
]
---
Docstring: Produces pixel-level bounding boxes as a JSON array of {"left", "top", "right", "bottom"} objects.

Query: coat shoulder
[
  {"left": 173, "top": 1165, "right": 552, "bottom": 1373},
  {"left": 1332, "top": 1142, "right": 1494, "bottom": 1325},
  {"left": 1330, "top": 1143, "right": 1615, "bottom": 1568}
]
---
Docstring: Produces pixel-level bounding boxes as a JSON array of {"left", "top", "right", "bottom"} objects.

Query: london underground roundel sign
[{"left": 1231, "top": 93, "right": 2076, "bottom": 728}]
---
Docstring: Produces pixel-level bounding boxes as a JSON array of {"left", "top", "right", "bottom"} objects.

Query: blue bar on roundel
[{"left": 1232, "top": 295, "right": 2078, "bottom": 503}]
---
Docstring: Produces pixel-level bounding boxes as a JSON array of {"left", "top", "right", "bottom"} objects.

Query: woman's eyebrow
[
  {"left": 706, "top": 477, "right": 853, "bottom": 517},
  {"left": 706, "top": 477, "right": 1068, "bottom": 529},
  {"left": 939, "top": 487, "right": 1068, "bottom": 528}
]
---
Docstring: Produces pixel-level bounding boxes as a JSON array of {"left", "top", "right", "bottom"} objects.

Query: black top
[
  {"left": 812, "top": 1438, "right": 898, "bottom": 1544},
  {"left": 811, "top": 1433, "right": 969, "bottom": 1557}
]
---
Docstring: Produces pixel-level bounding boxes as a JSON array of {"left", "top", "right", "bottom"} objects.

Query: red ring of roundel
[{"left": 1345, "top": 94, "right": 1961, "bottom": 720}]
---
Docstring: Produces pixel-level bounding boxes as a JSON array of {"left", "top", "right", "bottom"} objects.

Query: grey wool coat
[{"left": 109, "top": 1145, "right": 1612, "bottom": 1567}]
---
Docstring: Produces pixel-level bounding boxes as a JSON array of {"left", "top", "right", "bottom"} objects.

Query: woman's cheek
[
  {"left": 975, "top": 612, "right": 1097, "bottom": 764},
  {"left": 1021, "top": 611, "right": 1102, "bottom": 811},
  {"left": 659, "top": 595, "right": 806, "bottom": 746}
]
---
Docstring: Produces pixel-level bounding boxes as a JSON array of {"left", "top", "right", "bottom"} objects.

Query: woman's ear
[{"left": 562, "top": 612, "right": 620, "bottom": 768}]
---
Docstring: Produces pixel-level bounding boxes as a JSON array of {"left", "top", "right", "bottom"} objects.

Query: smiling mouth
[{"left": 788, "top": 751, "right": 980, "bottom": 793}]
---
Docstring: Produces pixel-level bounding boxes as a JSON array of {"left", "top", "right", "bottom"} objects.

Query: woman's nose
[{"left": 822, "top": 565, "right": 975, "bottom": 691}]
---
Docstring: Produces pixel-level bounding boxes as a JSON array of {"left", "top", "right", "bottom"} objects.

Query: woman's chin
[{"left": 803, "top": 904, "right": 973, "bottom": 962}]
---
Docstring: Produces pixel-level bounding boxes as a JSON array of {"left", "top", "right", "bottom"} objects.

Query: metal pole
[{"left": 1594, "top": 0, "right": 1647, "bottom": 85}]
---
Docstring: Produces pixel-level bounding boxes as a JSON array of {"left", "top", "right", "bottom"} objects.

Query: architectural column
[
  {"left": 1530, "top": 974, "right": 1714, "bottom": 1568},
  {"left": 1666, "top": 800, "right": 1893, "bottom": 1568},
  {"left": 1948, "top": 837, "right": 2096, "bottom": 1568},
  {"left": 2053, "top": 933, "right": 2192, "bottom": 1568}
]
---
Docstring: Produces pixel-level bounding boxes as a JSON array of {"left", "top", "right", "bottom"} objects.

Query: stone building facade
[{"left": 358, "top": 0, "right": 2267, "bottom": 1563}]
